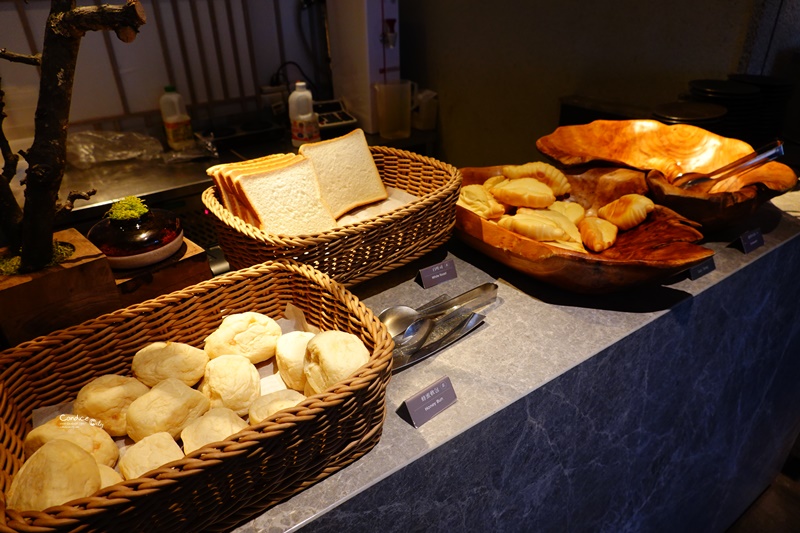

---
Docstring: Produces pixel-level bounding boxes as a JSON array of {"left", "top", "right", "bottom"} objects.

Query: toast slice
[
  {"left": 235, "top": 155, "right": 338, "bottom": 235},
  {"left": 298, "top": 128, "right": 387, "bottom": 219}
]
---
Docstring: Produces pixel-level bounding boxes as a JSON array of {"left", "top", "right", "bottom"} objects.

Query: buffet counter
[{"left": 234, "top": 197, "right": 800, "bottom": 532}]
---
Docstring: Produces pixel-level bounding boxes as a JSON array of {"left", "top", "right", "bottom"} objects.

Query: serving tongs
[
  {"left": 391, "top": 310, "right": 486, "bottom": 373},
  {"left": 378, "top": 283, "right": 498, "bottom": 373},
  {"left": 672, "top": 139, "right": 784, "bottom": 189}
]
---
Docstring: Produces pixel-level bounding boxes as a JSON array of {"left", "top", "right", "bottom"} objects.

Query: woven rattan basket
[
  {"left": 202, "top": 146, "right": 462, "bottom": 285},
  {"left": 0, "top": 259, "right": 393, "bottom": 533}
]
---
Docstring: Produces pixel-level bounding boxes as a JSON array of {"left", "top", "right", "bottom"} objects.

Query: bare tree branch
[
  {"left": 55, "top": 188, "right": 97, "bottom": 221},
  {"left": 0, "top": 79, "right": 24, "bottom": 251},
  {"left": 0, "top": 49, "right": 42, "bottom": 66},
  {"left": 51, "top": 1, "right": 146, "bottom": 42}
]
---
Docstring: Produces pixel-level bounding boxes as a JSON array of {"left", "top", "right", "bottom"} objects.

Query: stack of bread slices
[{"left": 207, "top": 128, "right": 388, "bottom": 236}]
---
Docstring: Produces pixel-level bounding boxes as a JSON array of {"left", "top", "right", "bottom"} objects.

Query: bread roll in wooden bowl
[{"left": 456, "top": 165, "right": 714, "bottom": 294}]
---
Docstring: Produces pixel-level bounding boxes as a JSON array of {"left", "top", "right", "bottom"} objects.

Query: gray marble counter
[{"left": 231, "top": 200, "right": 800, "bottom": 533}]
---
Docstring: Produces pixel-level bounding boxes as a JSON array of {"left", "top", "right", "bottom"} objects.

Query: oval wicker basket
[
  {"left": 0, "top": 259, "right": 393, "bottom": 533},
  {"left": 202, "top": 146, "right": 462, "bottom": 286}
]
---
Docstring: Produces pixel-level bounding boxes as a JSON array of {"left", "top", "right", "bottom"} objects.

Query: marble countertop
[{"left": 232, "top": 199, "right": 800, "bottom": 533}]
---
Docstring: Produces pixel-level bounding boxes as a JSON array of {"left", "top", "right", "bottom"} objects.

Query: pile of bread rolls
[
  {"left": 5, "top": 313, "right": 370, "bottom": 512},
  {"left": 458, "top": 161, "right": 655, "bottom": 253}
]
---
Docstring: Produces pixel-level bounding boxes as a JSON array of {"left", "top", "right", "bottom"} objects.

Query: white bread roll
[
  {"left": 73, "top": 374, "right": 150, "bottom": 437},
  {"left": 24, "top": 415, "right": 119, "bottom": 467},
  {"left": 298, "top": 128, "right": 388, "bottom": 218},
  {"left": 235, "top": 155, "right": 338, "bottom": 235},
  {"left": 303, "top": 331, "right": 370, "bottom": 395},
  {"left": 132, "top": 341, "right": 208, "bottom": 387},
  {"left": 198, "top": 355, "right": 261, "bottom": 416},
  {"left": 203, "top": 312, "right": 282, "bottom": 364},
  {"left": 98, "top": 464, "right": 124, "bottom": 488},
  {"left": 180, "top": 407, "right": 249, "bottom": 454},
  {"left": 126, "top": 378, "right": 210, "bottom": 441},
  {"left": 249, "top": 389, "right": 307, "bottom": 425},
  {"left": 6, "top": 439, "right": 101, "bottom": 512},
  {"left": 275, "top": 330, "right": 315, "bottom": 391},
  {"left": 118, "top": 432, "right": 184, "bottom": 480}
]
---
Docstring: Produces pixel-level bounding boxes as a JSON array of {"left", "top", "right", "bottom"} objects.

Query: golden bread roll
[
  {"left": 275, "top": 330, "right": 315, "bottom": 392},
  {"left": 6, "top": 439, "right": 101, "bottom": 512},
  {"left": 516, "top": 208, "right": 582, "bottom": 244},
  {"left": 457, "top": 184, "right": 506, "bottom": 219},
  {"left": 303, "top": 331, "right": 370, "bottom": 396},
  {"left": 126, "top": 378, "right": 210, "bottom": 441},
  {"left": 502, "top": 161, "right": 571, "bottom": 196},
  {"left": 198, "top": 354, "right": 261, "bottom": 416},
  {"left": 490, "top": 177, "right": 555, "bottom": 208},
  {"left": 24, "top": 415, "right": 119, "bottom": 467},
  {"left": 203, "top": 312, "right": 283, "bottom": 364},
  {"left": 118, "top": 432, "right": 184, "bottom": 480},
  {"left": 180, "top": 407, "right": 249, "bottom": 455},
  {"left": 497, "top": 213, "right": 566, "bottom": 242},
  {"left": 579, "top": 216, "right": 619, "bottom": 252},
  {"left": 548, "top": 200, "right": 585, "bottom": 226},
  {"left": 249, "top": 390, "right": 307, "bottom": 425},
  {"left": 597, "top": 193, "right": 654, "bottom": 230},
  {"left": 98, "top": 464, "right": 123, "bottom": 489},
  {"left": 483, "top": 175, "right": 507, "bottom": 190},
  {"left": 73, "top": 374, "right": 150, "bottom": 437},
  {"left": 132, "top": 341, "right": 208, "bottom": 387}
]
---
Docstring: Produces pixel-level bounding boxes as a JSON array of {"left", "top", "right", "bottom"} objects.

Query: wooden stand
[
  {"left": 0, "top": 228, "right": 121, "bottom": 347},
  {"left": 113, "top": 237, "right": 213, "bottom": 308}
]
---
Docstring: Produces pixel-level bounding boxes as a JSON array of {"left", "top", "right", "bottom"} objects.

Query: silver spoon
[
  {"left": 378, "top": 282, "right": 498, "bottom": 338},
  {"left": 392, "top": 316, "right": 435, "bottom": 353},
  {"left": 672, "top": 139, "right": 784, "bottom": 189}
]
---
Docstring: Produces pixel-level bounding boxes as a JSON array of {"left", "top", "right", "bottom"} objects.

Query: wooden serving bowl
[
  {"left": 456, "top": 166, "right": 714, "bottom": 294},
  {"left": 536, "top": 119, "right": 797, "bottom": 231}
]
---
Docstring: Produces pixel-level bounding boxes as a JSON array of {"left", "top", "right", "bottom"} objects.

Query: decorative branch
[
  {"left": 0, "top": 49, "right": 41, "bottom": 67},
  {"left": 55, "top": 188, "right": 97, "bottom": 221},
  {"left": 0, "top": 79, "right": 24, "bottom": 251},
  {"left": 51, "top": 0, "right": 146, "bottom": 42},
  {"left": 0, "top": 0, "right": 148, "bottom": 271}
]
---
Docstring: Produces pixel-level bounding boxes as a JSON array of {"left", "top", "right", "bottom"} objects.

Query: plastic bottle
[
  {"left": 159, "top": 85, "right": 195, "bottom": 151},
  {"left": 288, "top": 81, "right": 320, "bottom": 147}
]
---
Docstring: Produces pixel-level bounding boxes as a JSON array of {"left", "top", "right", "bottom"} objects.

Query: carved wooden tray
[
  {"left": 536, "top": 119, "right": 797, "bottom": 231},
  {"left": 456, "top": 166, "right": 714, "bottom": 294}
]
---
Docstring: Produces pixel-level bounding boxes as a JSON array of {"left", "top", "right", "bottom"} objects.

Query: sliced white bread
[
  {"left": 223, "top": 154, "right": 296, "bottom": 224},
  {"left": 207, "top": 154, "right": 295, "bottom": 226},
  {"left": 298, "top": 128, "right": 387, "bottom": 219},
  {"left": 235, "top": 155, "right": 338, "bottom": 236}
]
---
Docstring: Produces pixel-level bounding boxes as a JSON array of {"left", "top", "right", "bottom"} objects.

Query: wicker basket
[
  {"left": 202, "top": 146, "right": 462, "bottom": 285},
  {"left": 0, "top": 260, "right": 393, "bottom": 533}
]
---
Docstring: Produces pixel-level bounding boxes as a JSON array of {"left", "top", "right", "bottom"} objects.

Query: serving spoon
[{"left": 672, "top": 139, "right": 784, "bottom": 189}]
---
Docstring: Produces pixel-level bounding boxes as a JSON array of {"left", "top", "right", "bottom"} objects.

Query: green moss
[
  {"left": 0, "top": 241, "right": 75, "bottom": 275},
  {"left": 105, "top": 196, "right": 149, "bottom": 220}
]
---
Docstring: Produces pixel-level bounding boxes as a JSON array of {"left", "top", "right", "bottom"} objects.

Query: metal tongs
[
  {"left": 378, "top": 283, "right": 498, "bottom": 373},
  {"left": 672, "top": 139, "right": 784, "bottom": 189}
]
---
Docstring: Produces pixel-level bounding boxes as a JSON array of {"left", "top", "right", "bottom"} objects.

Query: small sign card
[
  {"left": 418, "top": 259, "right": 457, "bottom": 288},
  {"left": 399, "top": 376, "right": 457, "bottom": 428},
  {"left": 739, "top": 228, "right": 765, "bottom": 254},
  {"left": 689, "top": 256, "right": 716, "bottom": 281}
]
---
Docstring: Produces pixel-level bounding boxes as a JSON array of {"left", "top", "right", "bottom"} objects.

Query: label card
[
  {"left": 739, "top": 229, "right": 765, "bottom": 254},
  {"left": 418, "top": 259, "right": 457, "bottom": 288},
  {"left": 400, "top": 376, "right": 457, "bottom": 428},
  {"left": 689, "top": 257, "right": 716, "bottom": 280}
]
